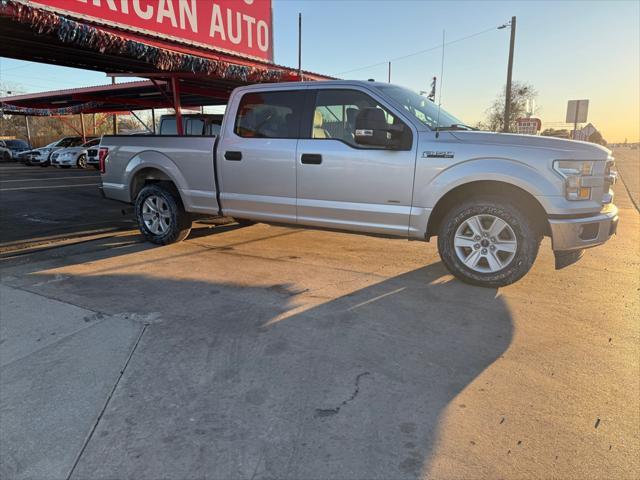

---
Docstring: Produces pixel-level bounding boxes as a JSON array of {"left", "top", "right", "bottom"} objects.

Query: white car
[
  {"left": 51, "top": 138, "right": 100, "bottom": 169},
  {"left": 23, "top": 137, "right": 85, "bottom": 166}
]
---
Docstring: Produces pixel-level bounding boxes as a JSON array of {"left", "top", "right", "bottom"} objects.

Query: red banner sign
[{"left": 26, "top": 0, "right": 273, "bottom": 61}]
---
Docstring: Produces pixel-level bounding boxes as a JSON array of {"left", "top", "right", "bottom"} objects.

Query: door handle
[
  {"left": 301, "top": 153, "right": 322, "bottom": 165},
  {"left": 224, "top": 151, "right": 242, "bottom": 161}
]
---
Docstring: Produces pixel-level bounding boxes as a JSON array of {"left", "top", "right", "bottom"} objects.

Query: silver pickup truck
[{"left": 99, "top": 80, "right": 618, "bottom": 287}]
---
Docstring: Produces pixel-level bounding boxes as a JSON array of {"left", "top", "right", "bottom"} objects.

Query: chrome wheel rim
[
  {"left": 142, "top": 195, "right": 171, "bottom": 235},
  {"left": 454, "top": 214, "right": 518, "bottom": 273},
  {"left": 78, "top": 156, "right": 86, "bottom": 168}
]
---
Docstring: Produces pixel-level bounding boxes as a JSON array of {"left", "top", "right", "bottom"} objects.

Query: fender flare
[
  {"left": 416, "top": 157, "right": 559, "bottom": 209},
  {"left": 125, "top": 150, "right": 190, "bottom": 207}
]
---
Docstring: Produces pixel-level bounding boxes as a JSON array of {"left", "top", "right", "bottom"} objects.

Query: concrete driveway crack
[
  {"left": 65, "top": 323, "right": 148, "bottom": 480},
  {"left": 314, "top": 372, "right": 371, "bottom": 418}
]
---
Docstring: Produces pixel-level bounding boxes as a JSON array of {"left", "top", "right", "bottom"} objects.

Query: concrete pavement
[{"left": 0, "top": 160, "right": 638, "bottom": 479}]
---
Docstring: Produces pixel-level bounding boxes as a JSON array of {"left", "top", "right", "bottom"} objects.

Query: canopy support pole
[
  {"left": 170, "top": 77, "right": 183, "bottom": 136},
  {"left": 80, "top": 113, "right": 86, "bottom": 142},
  {"left": 25, "top": 115, "right": 31, "bottom": 146}
]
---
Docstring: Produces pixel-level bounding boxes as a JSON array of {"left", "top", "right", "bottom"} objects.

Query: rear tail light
[{"left": 98, "top": 147, "right": 108, "bottom": 174}]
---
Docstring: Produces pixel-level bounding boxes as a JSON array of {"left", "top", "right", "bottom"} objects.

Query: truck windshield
[{"left": 376, "top": 85, "right": 470, "bottom": 130}]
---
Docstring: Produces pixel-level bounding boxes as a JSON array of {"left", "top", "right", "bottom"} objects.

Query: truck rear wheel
[
  {"left": 135, "top": 184, "right": 192, "bottom": 245},
  {"left": 437, "top": 197, "right": 540, "bottom": 287}
]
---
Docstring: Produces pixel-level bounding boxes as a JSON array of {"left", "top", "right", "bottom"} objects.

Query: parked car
[
  {"left": 100, "top": 80, "right": 618, "bottom": 287},
  {"left": 51, "top": 137, "right": 99, "bottom": 169},
  {"left": 23, "top": 136, "right": 86, "bottom": 166},
  {"left": 86, "top": 144, "right": 100, "bottom": 169},
  {"left": 159, "top": 114, "right": 224, "bottom": 136},
  {"left": 1, "top": 139, "right": 31, "bottom": 161},
  {"left": 0, "top": 141, "right": 12, "bottom": 162}
]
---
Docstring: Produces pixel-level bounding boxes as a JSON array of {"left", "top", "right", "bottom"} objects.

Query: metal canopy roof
[
  {"left": 0, "top": 80, "right": 227, "bottom": 115},
  {"left": 0, "top": 0, "right": 332, "bottom": 115}
]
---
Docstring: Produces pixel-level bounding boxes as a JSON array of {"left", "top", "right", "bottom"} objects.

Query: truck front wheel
[
  {"left": 437, "top": 197, "right": 540, "bottom": 287},
  {"left": 135, "top": 184, "right": 192, "bottom": 245}
]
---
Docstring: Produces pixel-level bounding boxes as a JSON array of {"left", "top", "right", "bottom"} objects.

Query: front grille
[{"left": 87, "top": 149, "right": 98, "bottom": 157}]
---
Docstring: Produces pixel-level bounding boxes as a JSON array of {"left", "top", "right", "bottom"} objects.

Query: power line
[{"left": 335, "top": 25, "right": 499, "bottom": 76}]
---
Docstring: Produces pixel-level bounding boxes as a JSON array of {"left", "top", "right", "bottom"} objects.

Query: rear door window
[
  {"left": 160, "top": 118, "right": 177, "bottom": 135},
  {"left": 186, "top": 119, "right": 205, "bottom": 136},
  {"left": 234, "top": 91, "right": 305, "bottom": 139}
]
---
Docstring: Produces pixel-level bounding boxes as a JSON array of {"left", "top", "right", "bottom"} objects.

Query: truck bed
[{"left": 100, "top": 135, "right": 220, "bottom": 215}]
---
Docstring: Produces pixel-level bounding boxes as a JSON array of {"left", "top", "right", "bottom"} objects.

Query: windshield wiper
[{"left": 438, "top": 123, "right": 476, "bottom": 131}]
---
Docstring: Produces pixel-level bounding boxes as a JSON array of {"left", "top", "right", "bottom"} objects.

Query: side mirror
[{"left": 354, "top": 108, "right": 405, "bottom": 148}]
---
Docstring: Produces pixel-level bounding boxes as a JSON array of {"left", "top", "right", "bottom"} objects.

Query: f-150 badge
[{"left": 423, "top": 151, "right": 455, "bottom": 158}]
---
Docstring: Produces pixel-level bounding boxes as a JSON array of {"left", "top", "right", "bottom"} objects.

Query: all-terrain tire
[
  {"left": 135, "top": 184, "right": 192, "bottom": 245},
  {"left": 437, "top": 196, "right": 541, "bottom": 288}
]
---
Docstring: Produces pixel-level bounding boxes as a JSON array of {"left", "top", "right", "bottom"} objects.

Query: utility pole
[
  {"left": 388, "top": 62, "right": 391, "bottom": 83},
  {"left": 502, "top": 16, "right": 516, "bottom": 133},
  {"left": 297, "top": 13, "right": 302, "bottom": 81}
]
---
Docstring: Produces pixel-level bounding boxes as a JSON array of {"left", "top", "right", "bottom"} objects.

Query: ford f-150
[{"left": 99, "top": 80, "right": 618, "bottom": 287}]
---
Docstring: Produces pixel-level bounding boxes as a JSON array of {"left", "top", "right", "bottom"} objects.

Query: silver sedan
[{"left": 51, "top": 138, "right": 100, "bottom": 169}]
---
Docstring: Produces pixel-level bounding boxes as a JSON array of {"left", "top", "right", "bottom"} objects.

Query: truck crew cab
[{"left": 99, "top": 80, "right": 618, "bottom": 287}]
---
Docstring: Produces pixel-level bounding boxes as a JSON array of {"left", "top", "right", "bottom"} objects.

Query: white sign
[{"left": 566, "top": 100, "right": 589, "bottom": 124}]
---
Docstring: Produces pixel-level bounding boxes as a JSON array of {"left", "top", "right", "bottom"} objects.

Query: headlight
[{"left": 553, "top": 160, "right": 596, "bottom": 200}]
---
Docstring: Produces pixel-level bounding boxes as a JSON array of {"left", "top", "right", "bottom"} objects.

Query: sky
[{"left": 1, "top": 0, "right": 639, "bottom": 142}]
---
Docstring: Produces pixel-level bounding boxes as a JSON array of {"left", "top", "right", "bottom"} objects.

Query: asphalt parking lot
[
  {"left": 1, "top": 151, "right": 639, "bottom": 480},
  {"left": 0, "top": 163, "right": 134, "bottom": 250}
]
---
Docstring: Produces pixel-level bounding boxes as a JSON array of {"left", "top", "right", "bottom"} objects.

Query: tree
[
  {"left": 588, "top": 130, "right": 607, "bottom": 146},
  {"left": 541, "top": 128, "right": 570, "bottom": 139},
  {"left": 479, "top": 81, "right": 538, "bottom": 132}
]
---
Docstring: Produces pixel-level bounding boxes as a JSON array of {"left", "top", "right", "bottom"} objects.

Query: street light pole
[
  {"left": 297, "top": 13, "right": 302, "bottom": 80},
  {"left": 502, "top": 16, "right": 516, "bottom": 133}
]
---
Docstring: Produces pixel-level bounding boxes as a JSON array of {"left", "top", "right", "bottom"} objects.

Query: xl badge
[{"left": 423, "top": 151, "right": 455, "bottom": 159}]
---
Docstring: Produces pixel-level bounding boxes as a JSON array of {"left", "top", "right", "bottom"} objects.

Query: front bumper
[
  {"left": 54, "top": 157, "right": 76, "bottom": 165},
  {"left": 549, "top": 204, "right": 618, "bottom": 251}
]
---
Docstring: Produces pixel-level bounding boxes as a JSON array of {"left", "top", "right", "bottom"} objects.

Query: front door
[
  {"left": 296, "top": 88, "right": 417, "bottom": 236},
  {"left": 218, "top": 89, "right": 305, "bottom": 223}
]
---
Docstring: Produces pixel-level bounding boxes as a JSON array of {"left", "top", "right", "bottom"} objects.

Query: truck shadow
[{"left": 8, "top": 261, "right": 514, "bottom": 479}]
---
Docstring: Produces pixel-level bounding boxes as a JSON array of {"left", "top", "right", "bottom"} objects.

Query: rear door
[
  {"left": 217, "top": 89, "right": 305, "bottom": 223},
  {"left": 296, "top": 88, "right": 417, "bottom": 236}
]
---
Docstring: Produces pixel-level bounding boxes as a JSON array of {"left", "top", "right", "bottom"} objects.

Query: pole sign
[
  {"left": 565, "top": 99, "right": 589, "bottom": 124},
  {"left": 23, "top": 0, "right": 273, "bottom": 62}
]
